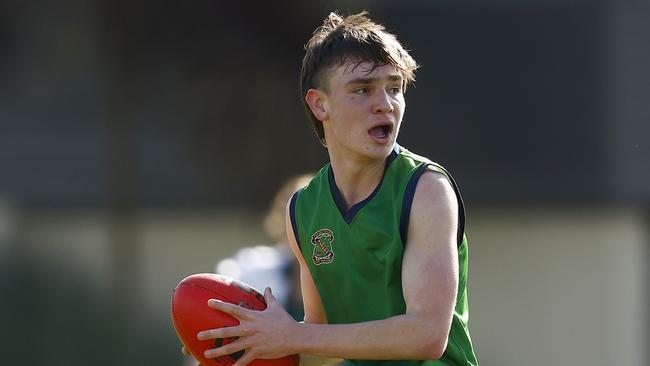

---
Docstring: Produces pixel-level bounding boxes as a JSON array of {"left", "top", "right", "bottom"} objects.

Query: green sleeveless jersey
[{"left": 289, "top": 146, "right": 478, "bottom": 366}]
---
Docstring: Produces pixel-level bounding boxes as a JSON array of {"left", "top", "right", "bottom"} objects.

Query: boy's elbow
[
  {"left": 415, "top": 331, "right": 448, "bottom": 360},
  {"left": 425, "top": 338, "right": 448, "bottom": 360},
  {"left": 407, "top": 313, "right": 453, "bottom": 360},
  {"left": 429, "top": 337, "right": 447, "bottom": 360}
]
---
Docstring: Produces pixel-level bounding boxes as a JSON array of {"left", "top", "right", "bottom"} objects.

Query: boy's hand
[{"left": 197, "top": 287, "right": 299, "bottom": 366}]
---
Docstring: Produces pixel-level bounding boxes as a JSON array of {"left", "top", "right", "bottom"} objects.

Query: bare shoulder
[
  {"left": 412, "top": 170, "right": 458, "bottom": 216},
  {"left": 408, "top": 169, "right": 458, "bottom": 249}
]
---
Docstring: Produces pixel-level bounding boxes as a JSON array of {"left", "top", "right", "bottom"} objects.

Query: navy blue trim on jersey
[
  {"left": 399, "top": 163, "right": 429, "bottom": 245},
  {"left": 289, "top": 189, "right": 302, "bottom": 253},
  {"left": 440, "top": 165, "right": 467, "bottom": 246},
  {"left": 399, "top": 164, "right": 467, "bottom": 247},
  {"left": 328, "top": 147, "right": 399, "bottom": 224}
]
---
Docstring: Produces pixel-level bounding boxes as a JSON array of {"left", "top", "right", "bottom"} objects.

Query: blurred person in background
[
  {"left": 215, "top": 174, "right": 313, "bottom": 321},
  {"left": 182, "top": 174, "right": 341, "bottom": 366}
]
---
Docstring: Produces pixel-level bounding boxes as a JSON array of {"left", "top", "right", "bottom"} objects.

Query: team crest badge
[{"left": 311, "top": 228, "right": 335, "bottom": 265}]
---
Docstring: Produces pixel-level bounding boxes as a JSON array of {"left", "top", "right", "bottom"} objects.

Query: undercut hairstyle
[{"left": 300, "top": 11, "right": 419, "bottom": 145}]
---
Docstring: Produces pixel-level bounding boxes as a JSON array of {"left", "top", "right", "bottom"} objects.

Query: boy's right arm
[
  {"left": 284, "top": 199, "right": 328, "bottom": 325},
  {"left": 285, "top": 200, "right": 342, "bottom": 366}
]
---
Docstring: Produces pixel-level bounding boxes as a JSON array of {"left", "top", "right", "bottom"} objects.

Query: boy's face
[{"left": 317, "top": 60, "right": 405, "bottom": 162}]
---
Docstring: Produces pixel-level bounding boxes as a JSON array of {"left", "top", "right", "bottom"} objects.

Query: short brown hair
[{"left": 300, "top": 11, "right": 419, "bottom": 145}]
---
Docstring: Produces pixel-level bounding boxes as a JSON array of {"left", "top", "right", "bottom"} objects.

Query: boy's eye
[
  {"left": 389, "top": 86, "right": 403, "bottom": 94},
  {"left": 353, "top": 87, "right": 369, "bottom": 94}
]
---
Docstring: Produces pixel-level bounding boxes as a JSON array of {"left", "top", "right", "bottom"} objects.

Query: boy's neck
[{"left": 328, "top": 150, "right": 388, "bottom": 210}]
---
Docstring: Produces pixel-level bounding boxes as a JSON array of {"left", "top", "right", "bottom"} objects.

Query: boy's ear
[{"left": 305, "top": 89, "right": 328, "bottom": 121}]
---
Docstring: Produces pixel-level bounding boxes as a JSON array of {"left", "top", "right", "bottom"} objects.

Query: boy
[{"left": 198, "top": 11, "right": 479, "bottom": 366}]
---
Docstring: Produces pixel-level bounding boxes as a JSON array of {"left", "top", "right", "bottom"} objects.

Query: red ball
[{"left": 171, "top": 273, "right": 300, "bottom": 366}]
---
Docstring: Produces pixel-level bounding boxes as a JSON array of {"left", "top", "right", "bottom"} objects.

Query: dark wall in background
[{"left": 0, "top": 0, "right": 647, "bottom": 208}]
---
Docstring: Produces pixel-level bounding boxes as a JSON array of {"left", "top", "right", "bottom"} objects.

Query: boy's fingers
[{"left": 208, "top": 299, "right": 252, "bottom": 320}]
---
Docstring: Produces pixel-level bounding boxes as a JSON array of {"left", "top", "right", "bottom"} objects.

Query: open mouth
[{"left": 369, "top": 124, "right": 393, "bottom": 139}]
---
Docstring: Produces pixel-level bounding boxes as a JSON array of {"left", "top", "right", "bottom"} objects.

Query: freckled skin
[{"left": 320, "top": 62, "right": 405, "bottom": 165}]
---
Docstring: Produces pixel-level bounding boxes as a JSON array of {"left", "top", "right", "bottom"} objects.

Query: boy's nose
[{"left": 372, "top": 90, "right": 394, "bottom": 114}]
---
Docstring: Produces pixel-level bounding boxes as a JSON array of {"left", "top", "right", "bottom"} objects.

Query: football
[{"left": 171, "top": 273, "right": 300, "bottom": 366}]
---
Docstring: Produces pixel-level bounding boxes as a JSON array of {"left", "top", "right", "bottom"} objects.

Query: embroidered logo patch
[{"left": 311, "top": 228, "right": 335, "bottom": 265}]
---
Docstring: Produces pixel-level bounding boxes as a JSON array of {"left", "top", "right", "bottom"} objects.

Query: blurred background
[{"left": 0, "top": 0, "right": 648, "bottom": 365}]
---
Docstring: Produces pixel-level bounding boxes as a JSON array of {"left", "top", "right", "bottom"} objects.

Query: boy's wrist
[{"left": 289, "top": 320, "right": 309, "bottom": 355}]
